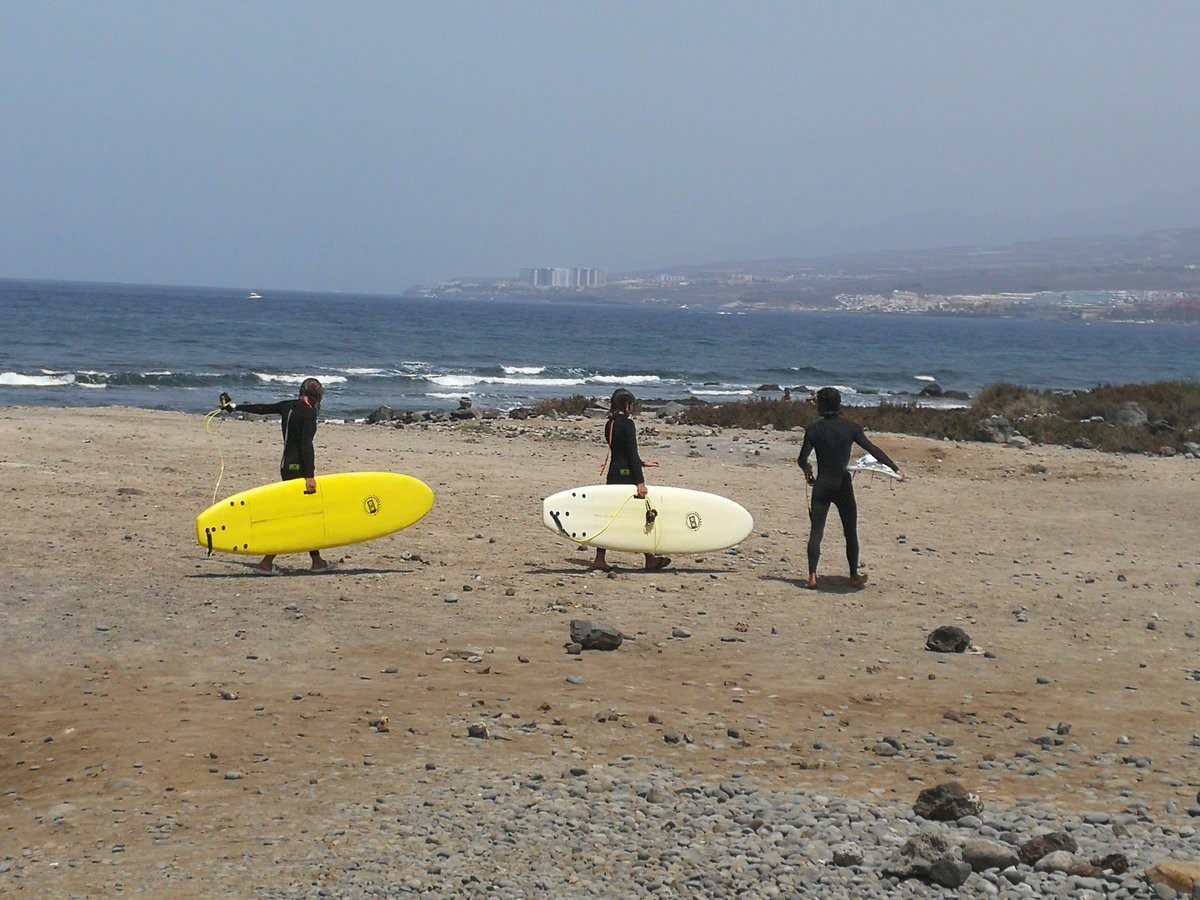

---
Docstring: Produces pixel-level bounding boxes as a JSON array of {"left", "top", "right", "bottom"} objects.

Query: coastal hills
[{"left": 408, "top": 226, "right": 1200, "bottom": 321}]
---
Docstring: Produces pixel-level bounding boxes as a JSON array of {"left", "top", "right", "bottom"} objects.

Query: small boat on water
[{"left": 247, "top": 292, "right": 263, "bottom": 300}]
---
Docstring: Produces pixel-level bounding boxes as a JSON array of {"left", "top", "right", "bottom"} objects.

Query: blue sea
[{"left": 2, "top": 278, "right": 1197, "bottom": 420}]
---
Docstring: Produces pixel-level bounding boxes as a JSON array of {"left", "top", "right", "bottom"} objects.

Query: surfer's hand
[
  {"left": 635, "top": 483, "right": 648, "bottom": 498},
  {"left": 219, "top": 391, "right": 235, "bottom": 411},
  {"left": 304, "top": 478, "right": 317, "bottom": 494},
  {"left": 896, "top": 470, "right": 907, "bottom": 482},
  {"left": 644, "top": 460, "right": 660, "bottom": 468},
  {"left": 804, "top": 470, "right": 815, "bottom": 485}
]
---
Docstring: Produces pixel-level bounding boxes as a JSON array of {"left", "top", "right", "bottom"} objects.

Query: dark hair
[
  {"left": 815, "top": 386, "right": 841, "bottom": 415},
  {"left": 609, "top": 388, "right": 636, "bottom": 415},
  {"left": 299, "top": 377, "right": 324, "bottom": 410}
]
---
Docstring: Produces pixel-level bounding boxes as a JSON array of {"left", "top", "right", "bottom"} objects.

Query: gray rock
[
  {"left": 928, "top": 857, "right": 972, "bottom": 888},
  {"left": 1115, "top": 401, "right": 1148, "bottom": 428},
  {"left": 962, "top": 838, "right": 1020, "bottom": 872},
  {"left": 975, "top": 415, "right": 1015, "bottom": 443},
  {"left": 569, "top": 619, "right": 623, "bottom": 651},
  {"left": 1034, "top": 849, "right": 1077, "bottom": 873},
  {"left": 832, "top": 842, "right": 864, "bottom": 867}
]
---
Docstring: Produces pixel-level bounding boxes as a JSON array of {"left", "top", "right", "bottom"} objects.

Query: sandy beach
[{"left": 2, "top": 406, "right": 1198, "bottom": 895}]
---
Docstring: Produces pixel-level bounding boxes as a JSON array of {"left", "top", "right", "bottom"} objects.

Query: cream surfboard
[
  {"left": 543, "top": 485, "right": 753, "bottom": 555},
  {"left": 197, "top": 472, "right": 434, "bottom": 556}
]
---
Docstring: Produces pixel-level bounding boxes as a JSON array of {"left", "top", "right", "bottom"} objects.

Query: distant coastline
[{"left": 405, "top": 225, "right": 1200, "bottom": 324}]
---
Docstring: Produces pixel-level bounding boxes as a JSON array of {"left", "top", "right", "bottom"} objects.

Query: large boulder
[
  {"left": 1115, "top": 401, "right": 1149, "bottom": 428},
  {"left": 914, "top": 781, "right": 983, "bottom": 821},
  {"left": 975, "top": 415, "right": 1015, "bottom": 444},
  {"left": 926, "top": 626, "right": 971, "bottom": 653},
  {"left": 569, "top": 620, "right": 623, "bottom": 651},
  {"left": 1019, "top": 831, "right": 1078, "bottom": 865}
]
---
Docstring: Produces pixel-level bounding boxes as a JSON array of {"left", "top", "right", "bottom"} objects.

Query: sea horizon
[{"left": 2, "top": 276, "right": 1198, "bottom": 420}]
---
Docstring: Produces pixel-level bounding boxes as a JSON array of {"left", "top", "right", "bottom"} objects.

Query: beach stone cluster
[{"left": 212, "top": 767, "right": 1200, "bottom": 898}]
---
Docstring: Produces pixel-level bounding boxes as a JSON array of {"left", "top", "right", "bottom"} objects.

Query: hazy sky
[{"left": 3, "top": 2, "right": 1198, "bottom": 293}]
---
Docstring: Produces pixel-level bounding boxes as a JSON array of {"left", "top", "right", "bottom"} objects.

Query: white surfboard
[
  {"left": 846, "top": 453, "right": 900, "bottom": 479},
  {"left": 543, "top": 485, "right": 754, "bottom": 555}
]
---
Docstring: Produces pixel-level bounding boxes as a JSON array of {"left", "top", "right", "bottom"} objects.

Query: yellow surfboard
[{"left": 197, "top": 472, "right": 434, "bottom": 555}]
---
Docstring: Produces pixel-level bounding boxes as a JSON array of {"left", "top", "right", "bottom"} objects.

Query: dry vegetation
[{"left": 671, "top": 381, "right": 1200, "bottom": 455}]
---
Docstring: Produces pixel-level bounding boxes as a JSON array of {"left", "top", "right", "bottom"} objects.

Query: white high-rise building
[{"left": 522, "top": 266, "right": 607, "bottom": 288}]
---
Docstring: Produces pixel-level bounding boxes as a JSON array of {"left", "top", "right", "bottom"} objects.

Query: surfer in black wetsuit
[
  {"left": 219, "top": 378, "right": 333, "bottom": 575},
  {"left": 798, "top": 387, "right": 904, "bottom": 589},
  {"left": 590, "top": 388, "right": 671, "bottom": 573}
]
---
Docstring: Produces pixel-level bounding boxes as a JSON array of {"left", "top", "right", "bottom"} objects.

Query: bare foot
[
  {"left": 588, "top": 561, "right": 614, "bottom": 572},
  {"left": 848, "top": 574, "right": 868, "bottom": 587},
  {"left": 644, "top": 556, "right": 671, "bottom": 572},
  {"left": 806, "top": 574, "right": 819, "bottom": 589}
]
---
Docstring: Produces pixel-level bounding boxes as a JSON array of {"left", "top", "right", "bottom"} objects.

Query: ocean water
[{"left": 2, "top": 278, "right": 1197, "bottom": 420}]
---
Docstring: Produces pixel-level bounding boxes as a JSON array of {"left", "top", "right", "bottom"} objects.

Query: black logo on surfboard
[
  {"left": 363, "top": 495, "right": 382, "bottom": 516},
  {"left": 685, "top": 512, "right": 702, "bottom": 531}
]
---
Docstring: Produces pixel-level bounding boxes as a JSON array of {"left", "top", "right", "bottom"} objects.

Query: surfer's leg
[
  {"left": 807, "top": 498, "right": 832, "bottom": 584},
  {"left": 644, "top": 553, "right": 672, "bottom": 571},
  {"left": 309, "top": 550, "right": 333, "bottom": 572},
  {"left": 590, "top": 548, "right": 612, "bottom": 572},
  {"left": 834, "top": 491, "right": 863, "bottom": 582},
  {"left": 255, "top": 554, "right": 278, "bottom": 574}
]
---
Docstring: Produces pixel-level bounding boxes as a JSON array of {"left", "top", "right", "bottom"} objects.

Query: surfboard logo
[
  {"left": 363, "top": 495, "right": 382, "bottom": 516},
  {"left": 685, "top": 511, "right": 702, "bottom": 531}
]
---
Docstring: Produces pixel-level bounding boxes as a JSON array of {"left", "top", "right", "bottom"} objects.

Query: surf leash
[
  {"left": 204, "top": 405, "right": 230, "bottom": 506},
  {"left": 597, "top": 414, "right": 616, "bottom": 477},
  {"left": 549, "top": 491, "right": 654, "bottom": 549}
]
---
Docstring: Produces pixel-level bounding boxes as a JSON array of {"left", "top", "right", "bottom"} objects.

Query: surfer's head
[
  {"left": 299, "top": 377, "right": 324, "bottom": 410},
  {"left": 609, "top": 388, "right": 636, "bottom": 416},
  {"left": 815, "top": 387, "right": 841, "bottom": 416}
]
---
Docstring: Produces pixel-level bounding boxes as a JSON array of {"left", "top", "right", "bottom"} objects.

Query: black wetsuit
[
  {"left": 235, "top": 398, "right": 318, "bottom": 481},
  {"left": 604, "top": 415, "right": 645, "bottom": 486},
  {"left": 798, "top": 414, "right": 898, "bottom": 577}
]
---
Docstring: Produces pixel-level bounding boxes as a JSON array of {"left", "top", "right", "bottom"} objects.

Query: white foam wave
[
  {"left": 798, "top": 383, "right": 859, "bottom": 395},
  {"left": 428, "top": 374, "right": 585, "bottom": 388},
  {"left": 690, "top": 388, "right": 754, "bottom": 397},
  {"left": 502, "top": 365, "right": 545, "bottom": 375},
  {"left": 0, "top": 371, "right": 75, "bottom": 387},
  {"left": 256, "top": 372, "right": 348, "bottom": 386},
  {"left": 590, "top": 374, "right": 662, "bottom": 385},
  {"left": 914, "top": 374, "right": 938, "bottom": 382},
  {"left": 427, "top": 375, "right": 480, "bottom": 388},
  {"left": 505, "top": 377, "right": 583, "bottom": 387},
  {"left": 428, "top": 391, "right": 476, "bottom": 400}
]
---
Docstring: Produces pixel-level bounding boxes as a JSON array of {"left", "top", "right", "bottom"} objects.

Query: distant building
[{"left": 521, "top": 266, "right": 606, "bottom": 288}]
